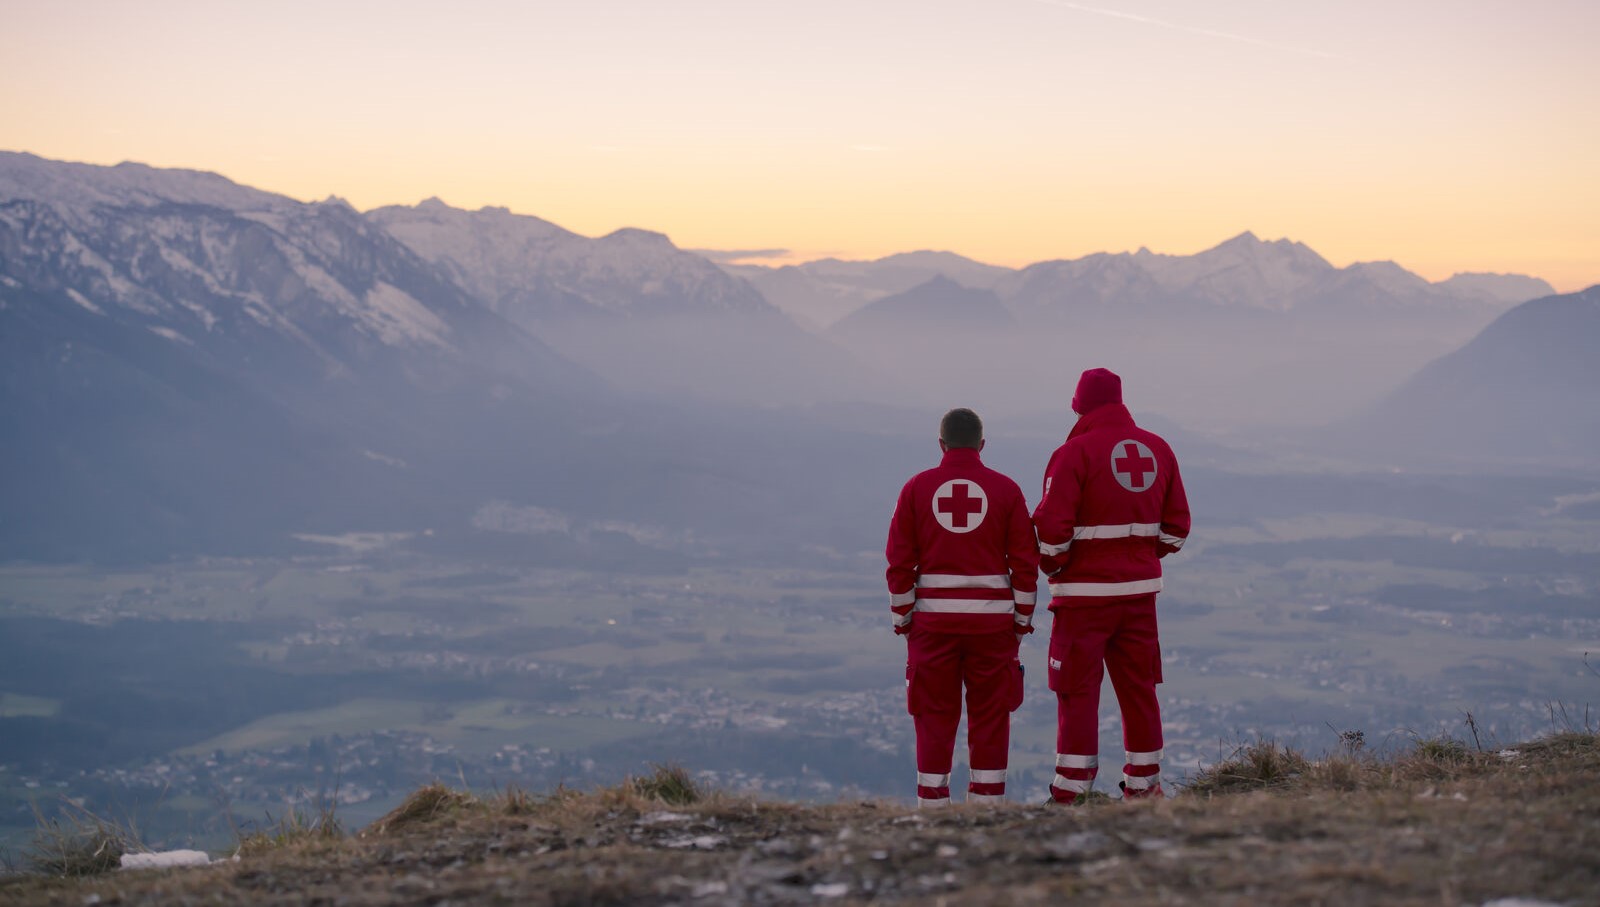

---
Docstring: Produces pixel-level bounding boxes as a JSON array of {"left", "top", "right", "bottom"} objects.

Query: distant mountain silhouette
[
  {"left": 725, "top": 251, "right": 1012, "bottom": 329},
  {"left": 725, "top": 232, "right": 1553, "bottom": 331},
  {"left": 827, "top": 275, "right": 1014, "bottom": 338},
  {"left": 1349, "top": 285, "right": 1600, "bottom": 464}
]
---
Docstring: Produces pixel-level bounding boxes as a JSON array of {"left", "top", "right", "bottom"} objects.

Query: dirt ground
[{"left": 4, "top": 734, "right": 1597, "bottom": 906}]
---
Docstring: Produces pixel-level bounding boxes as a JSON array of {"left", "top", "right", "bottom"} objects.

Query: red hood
[{"left": 1067, "top": 403, "right": 1136, "bottom": 442}]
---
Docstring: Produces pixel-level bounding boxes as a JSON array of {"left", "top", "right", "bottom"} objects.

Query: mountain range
[
  {"left": 0, "top": 150, "right": 1592, "bottom": 562},
  {"left": 730, "top": 233, "right": 1550, "bottom": 328},
  {"left": 0, "top": 152, "right": 908, "bottom": 561},
  {"left": 367, "top": 199, "right": 877, "bottom": 405},
  {"left": 730, "top": 231, "right": 1555, "bottom": 427}
]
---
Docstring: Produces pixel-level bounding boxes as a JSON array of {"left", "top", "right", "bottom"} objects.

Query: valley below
[{"left": 3, "top": 467, "right": 1596, "bottom": 856}]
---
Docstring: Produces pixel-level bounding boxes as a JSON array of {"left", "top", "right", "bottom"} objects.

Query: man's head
[
  {"left": 939, "top": 407, "right": 984, "bottom": 451},
  {"left": 1071, "top": 368, "right": 1123, "bottom": 415}
]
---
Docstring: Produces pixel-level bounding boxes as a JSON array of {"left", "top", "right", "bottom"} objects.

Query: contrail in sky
[{"left": 1030, "top": 0, "right": 1351, "bottom": 62}]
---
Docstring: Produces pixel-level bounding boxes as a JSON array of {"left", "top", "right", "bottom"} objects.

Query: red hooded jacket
[{"left": 1032, "top": 404, "right": 1190, "bottom": 605}]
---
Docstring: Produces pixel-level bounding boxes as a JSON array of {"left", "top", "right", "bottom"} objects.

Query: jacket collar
[
  {"left": 1067, "top": 403, "right": 1135, "bottom": 441},
  {"left": 940, "top": 446, "right": 984, "bottom": 467}
]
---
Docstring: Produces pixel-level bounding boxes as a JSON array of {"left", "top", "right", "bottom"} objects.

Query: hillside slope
[
  {"left": 8, "top": 733, "right": 1596, "bottom": 906},
  {"left": 1349, "top": 284, "right": 1600, "bottom": 466}
]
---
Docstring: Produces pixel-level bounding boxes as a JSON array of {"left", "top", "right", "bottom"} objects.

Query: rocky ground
[{"left": 4, "top": 733, "right": 1597, "bottom": 906}]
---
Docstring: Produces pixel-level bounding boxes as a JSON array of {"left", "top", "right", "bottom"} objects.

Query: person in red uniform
[
  {"left": 886, "top": 408, "right": 1040, "bottom": 806},
  {"left": 1033, "top": 368, "right": 1190, "bottom": 803}
]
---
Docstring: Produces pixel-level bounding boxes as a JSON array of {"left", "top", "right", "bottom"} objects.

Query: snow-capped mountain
[
  {"left": 369, "top": 198, "right": 772, "bottom": 319},
  {"left": 0, "top": 153, "right": 609, "bottom": 559},
  {"left": 0, "top": 152, "right": 586, "bottom": 385},
  {"left": 1000, "top": 231, "right": 1552, "bottom": 319},
  {"left": 0, "top": 153, "right": 905, "bottom": 561},
  {"left": 728, "top": 232, "right": 1554, "bottom": 330},
  {"left": 367, "top": 198, "right": 882, "bottom": 405}
]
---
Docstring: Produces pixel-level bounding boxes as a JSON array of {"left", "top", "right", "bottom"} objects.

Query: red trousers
[
  {"left": 1047, "top": 594, "right": 1164, "bottom": 801},
  {"left": 906, "top": 627, "right": 1022, "bottom": 805}
]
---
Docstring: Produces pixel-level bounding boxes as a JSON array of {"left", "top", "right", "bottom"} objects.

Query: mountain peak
[
  {"left": 877, "top": 250, "right": 982, "bottom": 268},
  {"left": 416, "top": 196, "right": 453, "bottom": 212},
  {"left": 1436, "top": 272, "right": 1557, "bottom": 305},
  {"left": 600, "top": 227, "right": 674, "bottom": 248}
]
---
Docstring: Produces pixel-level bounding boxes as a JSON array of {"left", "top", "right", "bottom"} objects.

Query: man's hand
[{"left": 894, "top": 617, "right": 913, "bottom": 636}]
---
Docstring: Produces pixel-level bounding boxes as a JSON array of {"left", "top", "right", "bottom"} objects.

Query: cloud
[
  {"left": 1030, "top": 0, "right": 1351, "bottom": 62},
  {"left": 689, "top": 248, "right": 791, "bottom": 264}
]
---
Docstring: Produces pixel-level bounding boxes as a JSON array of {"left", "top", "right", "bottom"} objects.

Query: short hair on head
[{"left": 940, "top": 407, "right": 983, "bottom": 449}]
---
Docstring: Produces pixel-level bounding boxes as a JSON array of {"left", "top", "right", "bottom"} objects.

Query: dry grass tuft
[
  {"left": 1388, "top": 734, "right": 1493, "bottom": 783},
  {"left": 24, "top": 801, "right": 137, "bottom": 877},
  {"left": 1305, "top": 752, "right": 1370, "bottom": 791},
  {"left": 363, "top": 783, "right": 480, "bottom": 837},
  {"left": 1515, "top": 729, "right": 1600, "bottom": 759},
  {"left": 493, "top": 783, "right": 540, "bottom": 816},
  {"left": 628, "top": 763, "right": 700, "bottom": 805},
  {"left": 235, "top": 801, "right": 344, "bottom": 857},
  {"left": 1186, "top": 740, "right": 1311, "bottom": 795}
]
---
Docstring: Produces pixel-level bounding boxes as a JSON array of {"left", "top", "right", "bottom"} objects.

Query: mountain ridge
[{"left": 1347, "top": 284, "right": 1600, "bottom": 465}]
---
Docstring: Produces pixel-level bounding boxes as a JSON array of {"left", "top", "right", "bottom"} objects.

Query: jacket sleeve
[
  {"left": 884, "top": 479, "right": 919, "bottom": 629},
  {"left": 1006, "top": 484, "right": 1041, "bottom": 633},
  {"left": 1157, "top": 456, "right": 1190, "bottom": 558},
  {"left": 1032, "top": 446, "right": 1083, "bottom": 578}
]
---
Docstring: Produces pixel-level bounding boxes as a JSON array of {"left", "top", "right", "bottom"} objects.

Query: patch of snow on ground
[
  {"left": 636, "top": 811, "right": 693, "bottom": 826},
  {"left": 120, "top": 850, "right": 211, "bottom": 870}
]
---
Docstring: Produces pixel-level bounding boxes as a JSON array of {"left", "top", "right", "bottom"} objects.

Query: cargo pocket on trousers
[
  {"left": 1007, "top": 661, "right": 1026, "bottom": 712},
  {"left": 1152, "top": 643, "right": 1164, "bottom": 686},
  {"left": 906, "top": 664, "right": 923, "bottom": 715},
  {"left": 1049, "top": 637, "right": 1098, "bottom": 696},
  {"left": 1046, "top": 638, "right": 1063, "bottom": 694}
]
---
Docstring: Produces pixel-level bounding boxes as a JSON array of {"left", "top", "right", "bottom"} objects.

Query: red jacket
[
  {"left": 886, "top": 447, "right": 1041, "bottom": 634},
  {"left": 1032, "top": 404, "right": 1190, "bottom": 606}
]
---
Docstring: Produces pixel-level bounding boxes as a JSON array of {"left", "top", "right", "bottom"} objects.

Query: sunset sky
[{"left": 4, "top": 0, "right": 1596, "bottom": 289}]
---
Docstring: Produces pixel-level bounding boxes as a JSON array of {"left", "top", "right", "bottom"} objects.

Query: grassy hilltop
[{"left": 4, "top": 732, "right": 1597, "bottom": 906}]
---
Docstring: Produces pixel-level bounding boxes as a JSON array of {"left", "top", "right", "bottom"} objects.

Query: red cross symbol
[
  {"left": 937, "top": 482, "right": 984, "bottom": 528},
  {"left": 1113, "top": 441, "right": 1157, "bottom": 492}
]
